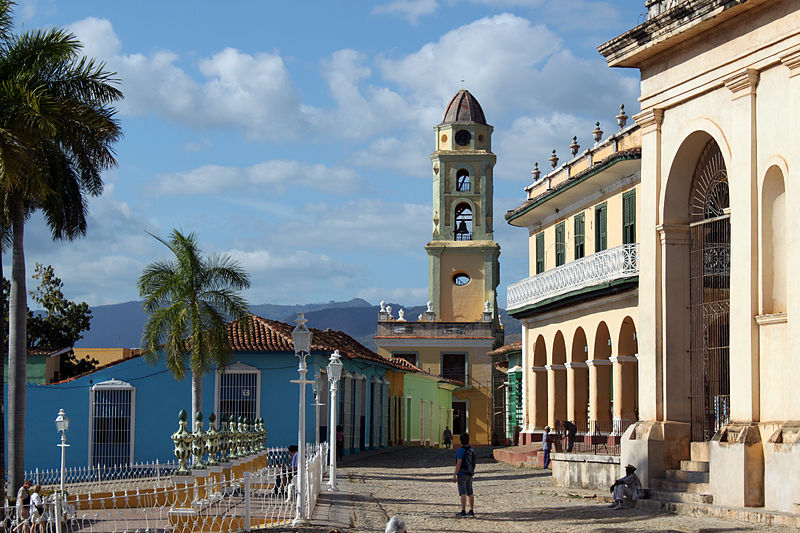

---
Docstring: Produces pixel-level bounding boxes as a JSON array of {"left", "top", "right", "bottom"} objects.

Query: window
[
  {"left": 595, "top": 203, "right": 607, "bottom": 252},
  {"left": 456, "top": 169, "right": 470, "bottom": 192},
  {"left": 535, "top": 232, "right": 545, "bottom": 274},
  {"left": 454, "top": 203, "right": 472, "bottom": 241},
  {"left": 90, "top": 378, "right": 135, "bottom": 467},
  {"left": 574, "top": 213, "right": 585, "bottom": 259},
  {"left": 555, "top": 222, "right": 566, "bottom": 267},
  {"left": 441, "top": 353, "right": 466, "bottom": 384},
  {"left": 453, "top": 273, "right": 470, "bottom": 286},
  {"left": 623, "top": 190, "right": 636, "bottom": 244},
  {"left": 392, "top": 353, "right": 418, "bottom": 367},
  {"left": 216, "top": 362, "right": 260, "bottom": 423}
]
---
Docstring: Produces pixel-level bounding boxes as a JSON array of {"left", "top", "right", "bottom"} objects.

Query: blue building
[{"left": 11, "top": 314, "right": 410, "bottom": 471}]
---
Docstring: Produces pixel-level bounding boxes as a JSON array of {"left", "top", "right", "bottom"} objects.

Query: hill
[{"left": 75, "top": 298, "right": 520, "bottom": 351}]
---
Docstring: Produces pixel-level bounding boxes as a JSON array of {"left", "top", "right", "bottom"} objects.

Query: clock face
[{"left": 455, "top": 129, "right": 471, "bottom": 146}]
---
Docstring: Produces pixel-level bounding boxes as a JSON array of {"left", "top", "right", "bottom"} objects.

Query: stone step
[
  {"left": 651, "top": 478, "right": 711, "bottom": 494},
  {"left": 690, "top": 441, "right": 710, "bottom": 462},
  {"left": 646, "top": 488, "right": 713, "bottom": 505},
  {"left": 665, "top": 469, "right": 709, "bottom": 483},
  {"left": 680, "top": 459, "right": 710, "bottom": 472},
  {"left": 636, "top": 498, "right": 800, "bottom": 529}
]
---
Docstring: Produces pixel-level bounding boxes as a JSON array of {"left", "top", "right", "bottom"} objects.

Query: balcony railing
[{"left": 507, "top": 243, "right": 638, "bottom": 311}]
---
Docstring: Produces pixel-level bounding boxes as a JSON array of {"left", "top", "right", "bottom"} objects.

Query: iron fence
[{"left": 554, "top": 419, "right": 636, "bottom": 456}]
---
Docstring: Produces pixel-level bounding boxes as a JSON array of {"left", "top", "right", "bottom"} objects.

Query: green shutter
[
  {"left": 555, "top": 222, "right": 565, "bottom": 267},
  {"left": 536, "top": 232, "right": 545, "bottom": 274},
  {"left": 574, "top": 213, "right": 585, "bottom": 259},
  {"left": 623, "top": 190, "right": 636, "bottom": 244},
  {"left": 595, "top": 203, "right": 607, "bottom": 252}
]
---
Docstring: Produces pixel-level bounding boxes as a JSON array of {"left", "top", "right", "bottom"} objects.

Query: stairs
[{"left": 647, "top": 442, "right": 713, "bottom": 504}]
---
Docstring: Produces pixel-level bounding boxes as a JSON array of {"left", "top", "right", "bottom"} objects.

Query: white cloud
[
  {"left": 152, "top": 160, "right": 363, "bottom": 196},
  {"left": 69, "top": 17, "right": 121, "bottom": 60},
  {"left": 377, "top": 14, "right": 562, "bottom": 115},
  {"left": 348, "top": 136, "right": 430, "bottom": 177},
  {"left": 372, "top": 0, "right": 440, "bottom": 24},
  {"left": 272, "top": 200, "right": 429, "bottom": 253}
]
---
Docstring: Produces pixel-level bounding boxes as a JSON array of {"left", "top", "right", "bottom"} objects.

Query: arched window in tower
[
  {"left": 454, "top": 203, "right": 473, "bottom": 241},
  {"left": 456, "top": 169, "right": 471, "bottom": 192}
]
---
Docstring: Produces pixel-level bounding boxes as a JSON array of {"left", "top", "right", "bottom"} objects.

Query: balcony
[
  {"left": 376, "top": 320, "right": 494, "bottom": 339},
  {"left": 507, "top": 243, "right": 638, "bottom": 312}
]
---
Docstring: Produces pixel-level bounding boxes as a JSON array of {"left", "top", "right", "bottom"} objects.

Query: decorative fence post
[
  {"left": 228, "top": 415, "right": 238, "bottom": 460},
  {"left": 206, "top": 413, "right": 219, "bottom": 467},
  {"left": 171, "top": 410, "right": 193, "bottom": 475},
  {"left": 192, "top": 411, "right": 206, "bottom": 469},
  {"left": 218, "top": 414, "right": 229, "bottom": 462}
]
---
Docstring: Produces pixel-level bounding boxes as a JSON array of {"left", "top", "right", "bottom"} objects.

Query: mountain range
[{"left": 76, "top": 298, "right": 521, "bottom": 352}]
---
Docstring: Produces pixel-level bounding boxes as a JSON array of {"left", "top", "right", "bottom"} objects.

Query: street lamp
[
  {"left": 54, "top": 409, "right": 70, "bottom": 533},
  {"left": 326, "top": 350, "right": 343, "bottom": 491},
  {"left": 291, "top": 313, "right": 313, "bottom": 526}
]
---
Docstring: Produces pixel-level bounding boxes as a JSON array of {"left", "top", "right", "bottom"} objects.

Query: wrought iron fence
[
  {"left": 3, "top": 443, "right": 328, "bottom": 533},
  {"left": 507, "top": 243, "right": 638, "bottom": 311},
  {"left": 554, "top": 419, "right": 635, "bottom": 456}
]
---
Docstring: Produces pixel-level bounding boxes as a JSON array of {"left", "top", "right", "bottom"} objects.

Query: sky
[{"left": 11, "top": 0, "right": 646, "bottom": 309}]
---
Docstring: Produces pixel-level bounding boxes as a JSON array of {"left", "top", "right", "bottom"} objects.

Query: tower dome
[{"left": 441, "top": 89, "right": 487, "bottom": 125}]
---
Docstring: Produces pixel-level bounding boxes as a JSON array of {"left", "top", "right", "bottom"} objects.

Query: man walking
[
  {"left": 442, "top": 426, "right": 452, "bottom": 448},
  {"left": 542, "top": 426, "right": 552, "bottom": 468},
  {"left": 453, "top": 433, "right": 476, "bottom": 517}
]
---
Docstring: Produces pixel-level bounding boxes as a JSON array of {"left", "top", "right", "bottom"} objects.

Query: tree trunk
[
  {"left": 8, "top": 197, "right": 26, "bottom": 496},
  {"left": 191, "top": 371, "right": 202, "bottom": 432},
  {"left": 0, "top": 246, "right": 6, "bottom": 506}
]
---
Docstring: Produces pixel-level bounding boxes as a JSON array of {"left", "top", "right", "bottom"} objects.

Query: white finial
[
  {"left": 418, "top": 314, "right": 423, "bottom": 321},
  {"left": 398, "top": 309, "right": 406, "bottom": 322},
  {"left": 386, "top": 305, "right": 393, "bottom": 318},
  {"left": 379, "top": 300, "right": 386, "bottom": 312},
  {"left": 484, "top": 301, "right": 491, "bottom": 313},
  {"left": 426, "top": 300, "right": 433, "bottom": 313}
]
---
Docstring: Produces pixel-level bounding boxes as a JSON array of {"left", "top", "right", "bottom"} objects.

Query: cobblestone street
[{"left": 297, "top": 447, "right": 796, "bottom": 532}]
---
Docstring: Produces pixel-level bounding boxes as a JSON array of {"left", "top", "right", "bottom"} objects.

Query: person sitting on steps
[{"left": 609, "top": 464, "right": 644, "bottom": 509}]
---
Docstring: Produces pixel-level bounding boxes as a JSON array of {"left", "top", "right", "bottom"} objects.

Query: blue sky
[{"left": 13, "top": 0, "right": 645, "bottom": 308}]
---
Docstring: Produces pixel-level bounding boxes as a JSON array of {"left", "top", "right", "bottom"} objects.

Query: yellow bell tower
[{"left": 426, "top": 89, "right": 501, "bottom": 326}]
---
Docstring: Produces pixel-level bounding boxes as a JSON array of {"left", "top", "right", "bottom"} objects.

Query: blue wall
[{"left": 7, "top": 350, "right": 390, "bottom": 472}]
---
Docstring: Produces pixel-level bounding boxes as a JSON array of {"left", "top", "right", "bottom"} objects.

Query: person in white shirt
[
  {"left": 28, "top": 485, "right": 45, "bottom": 533},
  {"left": 609, "top": 464, "right": 644, "bottom": 509}
]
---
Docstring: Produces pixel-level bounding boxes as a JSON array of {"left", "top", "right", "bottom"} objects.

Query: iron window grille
[
  {"left": 89, "top": 378, "right": 135, "bottom": 467},
  {"left": 215, "top": 362, "right": 261, "bottom": 423}
]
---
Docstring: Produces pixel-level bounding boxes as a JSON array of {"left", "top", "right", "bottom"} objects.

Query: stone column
[
  {"left": 565, "top": 362, "right": 589, "bottom": 427},
  {"left": 587, "top": 359, "right": 612, "bottom": 425},
  {"left": 545, "top": 364, "right": 567, "bottom": 428},
  {"left": 530, "top": 366, "right": 548, "bottom": 430}
]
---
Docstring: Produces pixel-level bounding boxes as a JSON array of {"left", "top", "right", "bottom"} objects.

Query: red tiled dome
[{"left": 441, "top": 89, "right": 487, "bottom": 125}]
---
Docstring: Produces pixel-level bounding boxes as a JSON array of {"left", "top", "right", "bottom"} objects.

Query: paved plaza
[{"left": 299, "top": 447, "right": 797, "bottom": 532}]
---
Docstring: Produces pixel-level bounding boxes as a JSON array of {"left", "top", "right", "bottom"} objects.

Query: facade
[
  {"left": 599, "top": 0, "right": 800, "bottom": 511},
  {"left": 487, "top": 342, "right": 522, "bottom": 444},
  {"left": 375, "top": 90, "right": 503, "bottom": 446},
  {"left": 10, "top": 314, "right": 414, "bottom": 471},
  {"left": 506, "top": 121, "right": 641, "bottom": 447}
]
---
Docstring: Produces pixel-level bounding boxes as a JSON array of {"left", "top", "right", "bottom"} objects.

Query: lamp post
[
  {"left": 290, "top": 313, "right": 313, "bottom": 526},
  {"left": 54, "top": 409, "right": 70, "bottom": 533},
  {"left": 326, "top": 350, "right": 343, "bottom": 491}
]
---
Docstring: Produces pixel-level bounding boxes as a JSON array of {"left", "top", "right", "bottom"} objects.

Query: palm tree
[
  {"left": 0, "top": 1, "right": 123, "bottom": 494},
  {"left": 138, "top": 230, "right": 251, "bottom": 430}
]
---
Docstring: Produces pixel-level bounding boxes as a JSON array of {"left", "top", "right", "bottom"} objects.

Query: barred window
[
  {"left": 574, "top": 213, "right": 585, "bottom": 259},
  {"left": 216, "top": 362, "right": 260, "bottom": 423},
  {"left": 90, "top": 379, "right": 135, "bottom": 467},
  {"left": 555, "top": 222, "right": 566, "bottom": 267}
]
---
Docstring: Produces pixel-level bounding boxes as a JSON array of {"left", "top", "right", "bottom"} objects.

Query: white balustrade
[{"left": 507, "top": 243, "right": 639, "bottom": 311}]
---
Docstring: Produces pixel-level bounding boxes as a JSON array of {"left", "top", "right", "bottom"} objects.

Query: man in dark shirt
[{"left": 542, "top": 426, "right": 552, "bottom": 468}]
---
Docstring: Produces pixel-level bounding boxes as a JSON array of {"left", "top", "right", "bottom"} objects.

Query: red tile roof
[{"left": 487, "top": 341, "right": 522, "bottom": 357}]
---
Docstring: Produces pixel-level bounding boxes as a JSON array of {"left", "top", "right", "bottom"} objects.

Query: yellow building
[
  {"left": 600, "top": 0, "right": 800, "bottom": 512},
  {"left": 375, "top": 90, "right": 503, "bottom": 446},
  {"left": 506, "top": 119, "right": 641, "bottom": 447}
]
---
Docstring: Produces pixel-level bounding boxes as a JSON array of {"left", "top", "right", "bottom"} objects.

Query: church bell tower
[{"left": 426, "top": 90, "right": 501, "bottom": 329}]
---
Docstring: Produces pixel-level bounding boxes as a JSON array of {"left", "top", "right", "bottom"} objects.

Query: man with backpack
[{"left": 453, "top": 432, "right": 476, "bottom": 517}]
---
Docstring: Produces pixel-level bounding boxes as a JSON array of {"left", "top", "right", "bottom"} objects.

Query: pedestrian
[
  {"left": 453, "top": 432, "right": 476, "bottom": 517},
  {"left": 542, "top": 426, "right": 552, "bottom": 468},
  {"left": 336, "top": 425, "right": 344, "bottom": 460},
  {"left": 609, "top": 464, "right": 644, "bottom": 509},
  {"left": 442, "top": 426, "right": 452, "bottom": 448},
  {"left": 28, "top": 485, "right": 45, "bottom": 533},
  {"left": 14, "top": 479, "right": 32, "bottom": 533},
  {"left": 563, "top": 420, "right": 577, "bottom": 452},
  {"left": 385, "top": 515, "right": 408, "bottom": 533}
]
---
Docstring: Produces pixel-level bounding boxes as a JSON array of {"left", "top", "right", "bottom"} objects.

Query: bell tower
[{"left": 426, "top": 90, "right": 501, "bottom": 326}]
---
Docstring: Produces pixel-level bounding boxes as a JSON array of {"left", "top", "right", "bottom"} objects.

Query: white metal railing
[{"left": 507, "top": 243, "right": 638, "bottom": 311}]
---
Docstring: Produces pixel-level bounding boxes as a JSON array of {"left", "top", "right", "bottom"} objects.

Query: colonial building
[
  {"left": 505, "top": 119, "right": 641, "bottom": 447},
  {"left": 375, "top": 90, "right": 503, "bottom": 446},
  {"left": 599, "top": 0, "right": 800, "bottom": 512}
]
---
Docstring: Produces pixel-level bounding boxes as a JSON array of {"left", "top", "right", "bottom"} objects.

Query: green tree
[
  {"left": 0, "top": 0, "right": 123, "bottom": 494},
  {"left": 138, "top": 230, "right": 251, "bottom": 430},
  {"left": 27, "top": 263, "right": 92, "bottom": 348}
]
